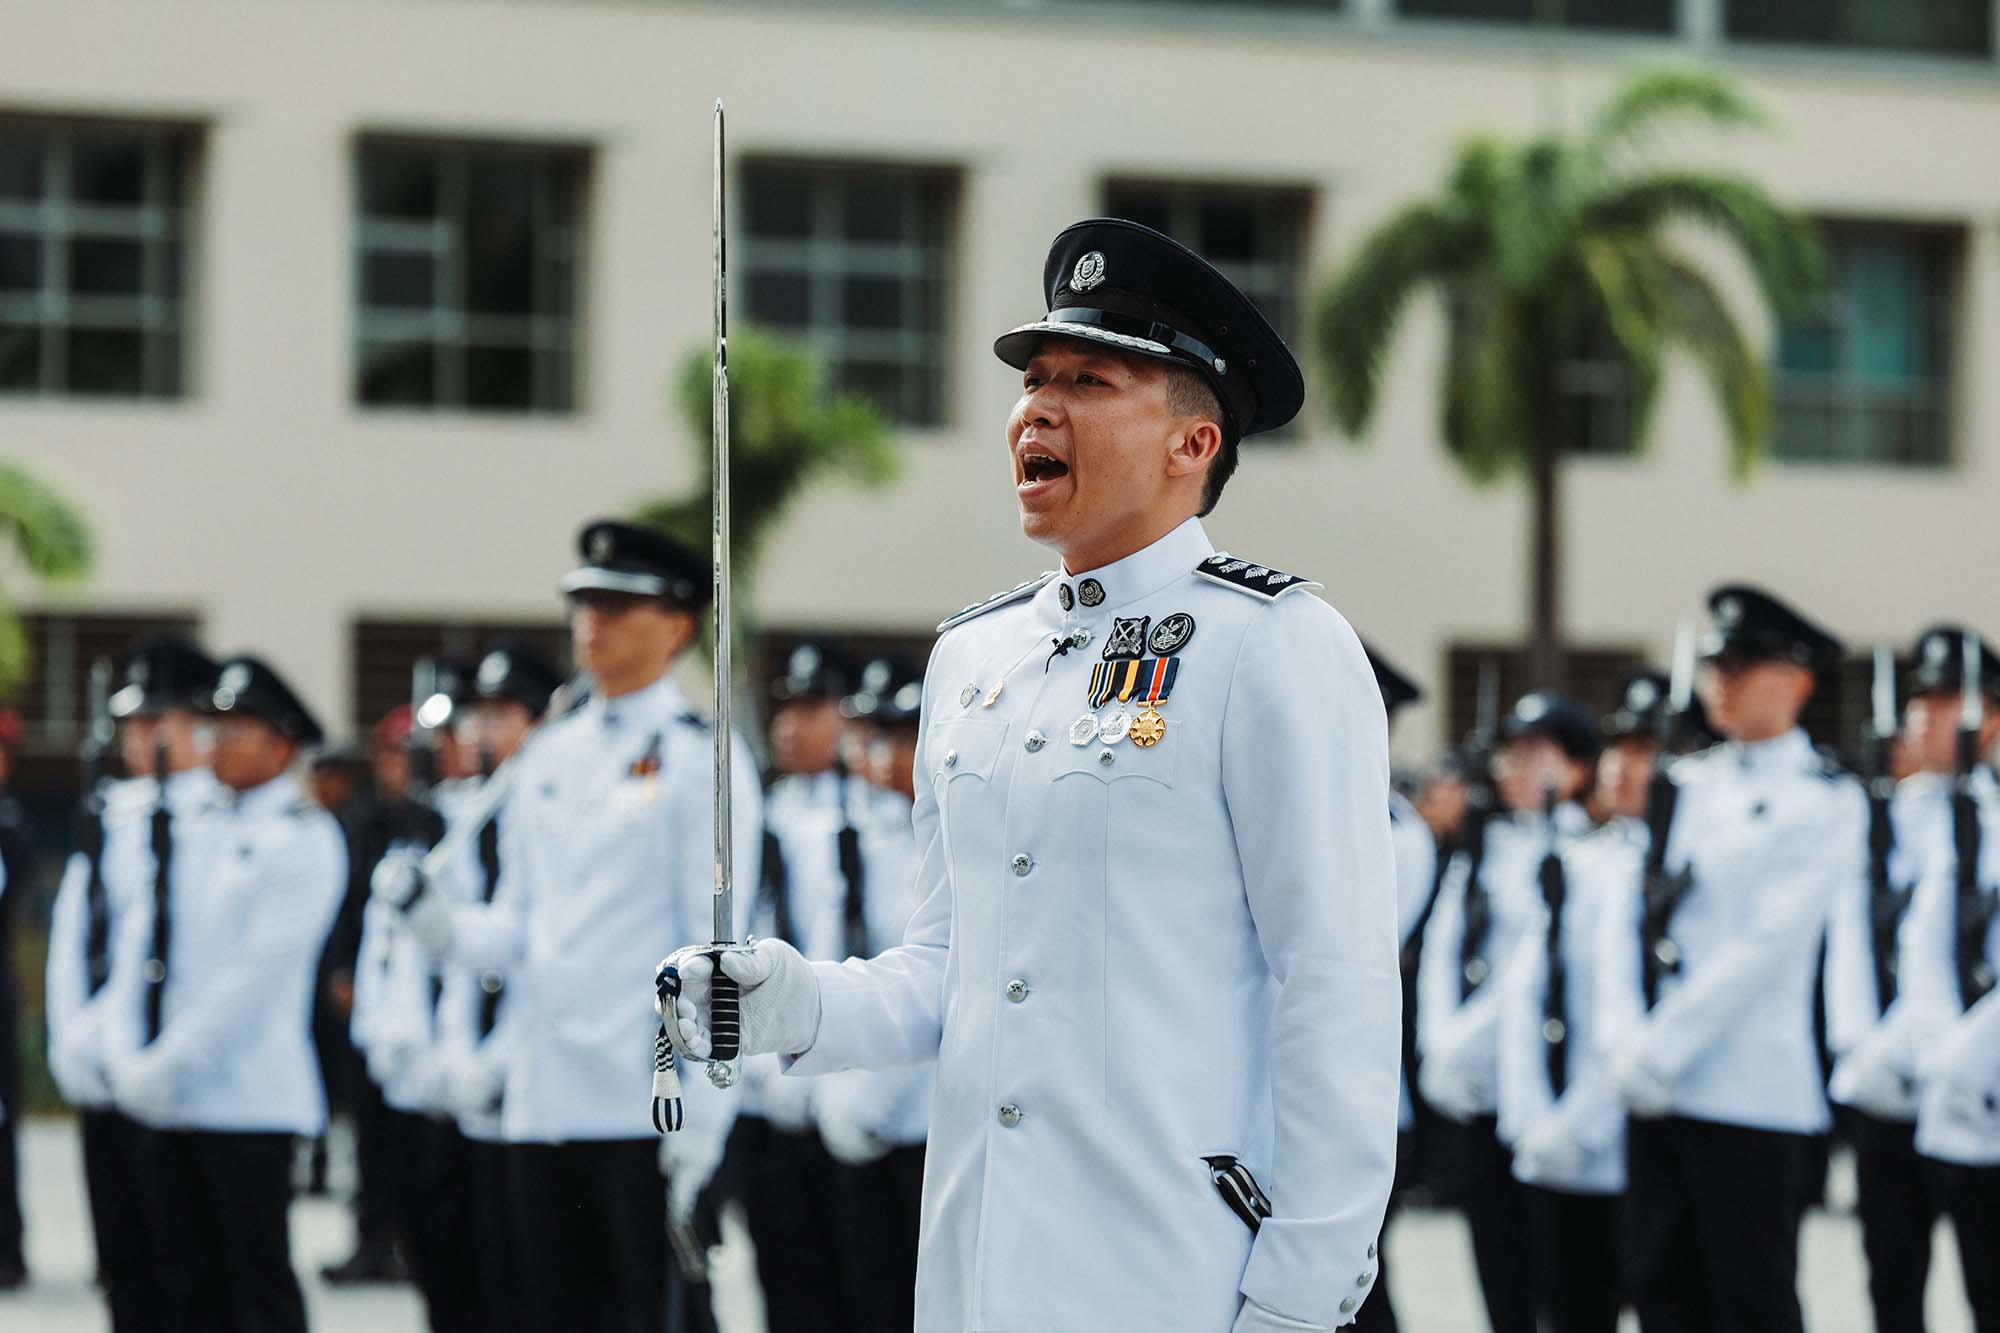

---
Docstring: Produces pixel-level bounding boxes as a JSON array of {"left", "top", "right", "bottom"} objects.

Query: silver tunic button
[
  {"left": 1005, "top": 978, "right": 1029, "bottom": 1003},
  {"left": 1010, "top": 853, "right": 1034, "bottom": 877},
  {"left": 1098, "top": 749, "right": 1114, "bottom": 767},
  {"left": 1357, "top": 1272, "right": 1371, "bottom": 1287},
  {"left": 1340, "top": 1298, "right": 1357, "bottom": 1315},
  {"left": 143, "top": 959, "right": 166, "bottom": 984},
  {"left": 997, "top": 1103, "right": 1023, "bottom": 1128},
  {"left": 1367, "top": 1242, "right": 1377, "bottom": 1260},
  {"left": 1024, "top": 730, "right": 1047, "bottom": 753},
  {"left": 943, "top": 749, "right": 958, "bottom": 769}
]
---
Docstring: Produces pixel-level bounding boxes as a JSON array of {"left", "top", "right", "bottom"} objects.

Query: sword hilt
[{"left": 707, "top": 954, "right": 741, "bottom": 1086}]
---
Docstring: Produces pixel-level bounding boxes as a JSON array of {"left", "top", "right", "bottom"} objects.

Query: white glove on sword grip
[
  {"left": 370, "top": 848, "right": 452, "bottom": 956},
  {"left": 672, "top": 938, "right": 822, "bottom": 1061}
]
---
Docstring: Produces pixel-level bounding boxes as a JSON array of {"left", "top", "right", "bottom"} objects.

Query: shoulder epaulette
[
  {"left": 936, "top": 571, "right": 1058, "bottom": 635},
  {"left": 287, "top": 799, "right": 319, "bottom": 818},
  {"left": 1813, "top": 746, "right": 1856, "bottom": 782},
  {"left": 1194, "top": 553, "right": 1322, "bottom": 600},
  {"left": 676, "top": 711, "right": 710, "bottom": 731}
]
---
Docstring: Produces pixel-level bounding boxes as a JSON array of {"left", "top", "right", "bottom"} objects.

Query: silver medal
[
  {"left": 1068, "top": 713, "right": 1100, "bottom": 746},
  {"left": 1099, "top": 708, "right": 1132, "bottom": 744},
  {"left": 959, "top": 685, "right": 979, "bottom": 708}
]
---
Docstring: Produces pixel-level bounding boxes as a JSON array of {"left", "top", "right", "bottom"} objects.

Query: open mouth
[{"left": 1020, "top": 451, "right": 1070, "bottom": 484}]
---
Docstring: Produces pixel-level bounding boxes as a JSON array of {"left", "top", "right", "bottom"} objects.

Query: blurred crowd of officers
[
  {"left": 1368, "top": 584, "right": 2000, "bottom": 1333},
  {"left": 18, "top": 519, "right": 2000, "bottom": 1333},
  {"left": 39, "top": 517, "right": 930, "bottom": 1333}
]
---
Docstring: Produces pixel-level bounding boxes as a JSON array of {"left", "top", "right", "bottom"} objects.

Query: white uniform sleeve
[
  {"left": 1634, "top": 785, "right": 1861, "bottom": 1081},
  {"left": 1892, "top": 835, "right": 1961, "bottom": 1064},
  {"left": 1822, "top": 827, "right": 1878, "bottom": 1059},
  {"left": 446, "top": 805, "right": 529, "bottom": 974},
  {"left": 1226, "top": 600, "right": 1400, "bottom": 1329},
  {"left": 788, "top": 673, "right": 954, "bottom": 1075},
  {"left": 1391, "top": 804, "right": 1436, "bottom": 947},
  {"left": 45, "top": 852, "right": 108, "bottom": 1103},
  {"left": 1592, "top": 850, "right": 1647, "bottom": 1057}
]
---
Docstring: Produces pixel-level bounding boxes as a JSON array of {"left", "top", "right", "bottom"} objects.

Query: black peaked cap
[
  {"left": 771, "top": 640, "right": 852, "bottom": 704},
  {"left": 205, "top": 655, "right": 324, "bottom": 746},
  {"left": 1701, "top": 584, "right": 1844, "bottom": 670},
  {"left": 993, "top": 218, "right": 1305, "bottom": 442},
  {"left": 471, "top": 639, "right": 565, "bottom": 718},
  {"left": 109, "top": 632, "right": 219, "bottom": 719},
  {"left": 842, "top": 654, "right": 924, "bottom": 726},
  {"left": 1908, "top": 624, "right": 2000, "bottom": 698},
  {"left": 558, "top": 519, "right": 709, "bottom": 609},
  {"left": 1500, "top": 689, "right": 1603, "bottom": 762},
  {"left": 1362, "top": 642, "right": 1422, "bottom": 717}
]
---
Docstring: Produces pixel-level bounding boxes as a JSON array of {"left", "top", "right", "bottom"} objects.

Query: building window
[
  {"left": 1397, "top": 0, "right": 1674, "bottom": 33},
  {"left": 1773, "top": 223, "right": 1958, "bottom": 467},
  {"left": 1101, "top": 181, "right": 1310, "bottom": 438},
  {"left": 1727, "top": 0, "right": 1992, "bottom": 58},
  {"left": 351, "top": 618, "right": 569, "bottom": 737},
  {"left": 1556, "top": 312, "right": 1635, "bottom": 458},
  {"left": 739, "top": 161, "right": 954, "bottom": 426},
  {"left": 13, "top": 612, "right": 201, "bottom": 758},
  {"left": 0, "top": 120, "right": 194, "bottom": 399},
  {"left": 354, "top": 138, "right": 583, "bottom": 413}
]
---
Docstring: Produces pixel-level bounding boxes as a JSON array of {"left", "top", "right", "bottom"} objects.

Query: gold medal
[
  {"left": 1129, "top": 703, "right": 1166, "bottom": 748},
  {"left": 982, "top": 682, "right": 1004, "bottom": 708}
]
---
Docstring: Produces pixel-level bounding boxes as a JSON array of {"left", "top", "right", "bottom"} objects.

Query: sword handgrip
[{"left": 708, "top": 958, "right": 741, "bottom": 1063}]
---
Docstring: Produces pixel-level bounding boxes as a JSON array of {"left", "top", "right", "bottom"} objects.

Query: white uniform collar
[
  {"left": 1043, "top": 516, "right": 1214, "bottom": 625},
  {"left": 588, "top": 670, "right": 689, "bottom": 732},
  {"left": 227, "top": 771, "right": 300, "bottom": 815},
  {"left": 1724, "top": 727, "right": 1816, "bottom": 776}
]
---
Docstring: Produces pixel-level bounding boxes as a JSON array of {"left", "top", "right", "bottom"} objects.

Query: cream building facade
[{"left": 3, "top": 0, "right": 1997, "bottom": 759}]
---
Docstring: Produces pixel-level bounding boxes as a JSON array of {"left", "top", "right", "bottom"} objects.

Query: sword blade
[{"left": 711, "top": 97, "right": 734, "bottom": 948}]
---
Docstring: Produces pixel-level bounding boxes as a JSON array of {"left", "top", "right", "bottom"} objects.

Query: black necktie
[
  {"left": 476, "top": 811, "right": 504, "bottom": 1037},
  {"left": 142, "top": 784, "right": 173, "bottom": 1045},
  {"left": 78, "top": 786, "right": 113, "bottom": 996},
  {"left": 1539, "top": 844, "right": 1569, "bottom": 1097},
  {"left": 1457, "top": 819, "right": 1494, "bottom": 1001},
  {"left": 1955, "top": 785, "right": 1997, "bottom": 1008},
  {"left": 760, "top": 828, "right": 796, "bottom": 948}
]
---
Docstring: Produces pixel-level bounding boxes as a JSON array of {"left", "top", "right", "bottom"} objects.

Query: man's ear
[{"left": 1165, "top": 418, "right": 1224, "bottom": 481}]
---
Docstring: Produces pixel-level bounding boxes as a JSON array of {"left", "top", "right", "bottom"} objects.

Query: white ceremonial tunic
[
  {"left": 1417, "top": 808, "right": 1583, "bottom": 1122},
  {"left": 1388, "top": 794, "right": 1434, "bottom": 1133},
  {"left": 46, "top": 774, "right": 214, "bottom": 1110},
  {"left": 1893, "top": 768, "right": 2000, "bottom": 1166},
  {"left": 788, "top": 518, "right": 1401, "bottom": 1333},
  {"left": 1824, "top": 773, "right": 1953, "bottom": 1122},
  {"left": 433, "top": 775, "right": 517, "bottom": 1142},
  {"left": 1496, "top": 818, "right": 1636, "bottom": 1194},
  {"left": 446, "top": 671, "right": 762, "bottom": 1144},
  {"left": 103, "top": 772, "right": 346, "bottom": 1134},
  {"left": 1595, "top": 730, "right": 1865, "bottom": 1134}
]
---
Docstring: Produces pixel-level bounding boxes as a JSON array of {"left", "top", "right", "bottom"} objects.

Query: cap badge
[
  {"left": 1072, "top": 251, "right": 1106, "bottom": 293},
  {"left": 1717, "top": 596, "right": 1742, "bottom": 626},
  {"left": 220, "top": 663, "right": 252, "bottom": 693},
  {"left": 1516, "top": 694, "right": 1549, "bottom": 723},
  {"left": 478, "top": 653, "right": 510, "bottom": 691},
  {"left": 1628, "top": 680, "right": 1658, "bottom": 711},
  {"left": 1925, "top": 635, "right": 1951, "bottom": 666},
  {"left": 589, "top": 530, "right": 614, "bottom": 563}
]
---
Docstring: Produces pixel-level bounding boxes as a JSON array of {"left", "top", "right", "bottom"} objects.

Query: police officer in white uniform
[
  {"left": 1488, "top": 693, "right": 1629, "bottom": 1333},
  {"left": 815, "top": 655, "right": 935, "bottom": 1332},
  {"left": 45, "top": 633, "right": 218, "bottom": 1332},
  {"left": 429, "top": 639, "right": 565, "bottom": 1333},
  {"left": 380, "top": 519, "right": 760, "bottom": 1333},
  {"left": 1597, "top": 586, "right": 1864, "bottom": 1333},
  {"left": 671, "top": 219, "right": 1399, "bottom": 1333},
  {"left": 1825, "top": 625, "right": 1989, "bottom": 1333},
  {"left": 1354, "top": 644, "right": 1427, "bottom": 1333},
  {"left": 1875, "top": 625, "right": 2000, "bottom": 1332},
  {"left": 1419, "top": 690, "right": 1596, "bottom": 1333},
  {"left": 103, "top": 654, "right": 346, "bottom": 1333}
]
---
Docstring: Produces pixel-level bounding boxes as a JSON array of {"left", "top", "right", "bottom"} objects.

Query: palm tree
[
  {"left": 0, "top": 460, "right": 92, "bottom": 693},
  {"left": 1313, "top": 68, "right": 1821, "bottom": 688}
]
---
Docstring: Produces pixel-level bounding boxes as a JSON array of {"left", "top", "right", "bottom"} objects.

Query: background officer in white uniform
[
  {"left": 1825, "top": 625, "right": 1993, "bottom": 1333},
  {"left": 1880, "top": 625, "right": 2000, "bottom": 1333},
  {"left": 1597, "top": 586, "right": 1864, "bottom": 1333},
  {"left": 44, "top": 633, "right": 218, "bottom": 1332},
  {"left": 382, "top": 519, "right": 760, "bottom": 1333},
  {"left": 105, "top": 654, "right": 346, "bottom": 1333},
  {"left": 1419, "top": 690, "right": 1597, "bottom": 1333},
  {"left": 672, "top": 218, "right": 1400, "bottom": 1333}
]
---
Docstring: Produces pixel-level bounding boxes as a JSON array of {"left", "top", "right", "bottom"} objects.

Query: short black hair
[{"left": 1165, "top": 364, "right": 1232, "bottom": 515}]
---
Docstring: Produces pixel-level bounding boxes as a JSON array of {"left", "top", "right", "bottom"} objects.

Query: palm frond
[
  {"left": 0, "top": 461, "right": 92, "bottom": 582},
  {"left": 1586, "top": 170, "right": 1823, "bottom": 319},
  {"left": 1573, "top": 239, "right": 1670, "bottom": 456},
  {"left": 1586, "top": 68, "right": 1768, "bottom": 162},
  {"left": 1311, "top": 202, "right": 1472, "bottom": 436},
  {"left": 1646, "top": 252, "right": 1769, "bottom": 478}
]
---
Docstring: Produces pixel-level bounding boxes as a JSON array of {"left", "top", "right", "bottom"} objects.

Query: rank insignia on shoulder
[
  {"left": 936, "top": 571, "right": 1059, "bottom": 635},
  {"left": 1195, "top": 553, "right": 1321, "bottom": 600}
]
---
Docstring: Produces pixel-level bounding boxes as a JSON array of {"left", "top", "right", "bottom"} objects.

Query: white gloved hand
[
  {"left": 1608, "top": 1048, "right": 1671, "bottom": 1117},
  {"left": 371, "top": 848, "right": 453, "bottom": 955},
  {"left": 448, "top": 1053, "right": 506, "bottom": 1120},
  {"left": 50, "top": 1032, "right": 112, "bottom": 1107},
  {"left": 1512, "top": 1114, "right": 1588, "bottom": 1182},
  {"left": 816, "top": 1080, "right": 889, "bottom": 1166},
  {"left": 1417, "top": 1056, "right": 1486, "bottom": 1124},
  {"left": 111, "top": 1049, "right": 179, "bottom": 1123},
  {"left": 667, "top": 938, "right": 822, "bottom": 1061},
  {"left": 662, "top": 1121, "right": 730, "bottom": 1224},
  {"left": 1233, "top": 1297, "right": 1331, "bottom": 1332},
  {"left": 758, "top": 1065, "right": 818, "bottom": 1134},
  {"left": 1831, "top": 1047, "right": 1913, "bottom": 1119}
]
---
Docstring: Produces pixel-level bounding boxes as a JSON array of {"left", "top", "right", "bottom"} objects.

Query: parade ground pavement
[{"left": 0, "top": 1116, "right": 1975, "bottom": 1331}]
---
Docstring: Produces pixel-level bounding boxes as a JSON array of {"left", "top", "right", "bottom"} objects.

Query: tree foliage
[{"left": 0, "top": 460, "right": 93, "bottom": 693}]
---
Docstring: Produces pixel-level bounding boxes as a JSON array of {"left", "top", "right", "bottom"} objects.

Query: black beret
[
  {"left": 471, "top": 640, "right": 565, "bottom": 719},
  {"left": 770, "top": 640, "right": 852, "bottom": 704},
  {"left": 1700, "top": 584, "right": 1844, "bottom": 671},
  {"left": 841, "top": 654, "right": 924, "bottom": 726},
  {"left": 1500, "top": 689, "right": 1602, "bottom": 763},
  {"left": 993, "top": 218, "right": 1305, "bottom": 442},
  {"left": 1908, "top": 624, "right": 2000, "bottom": 698},
  {"left": 558, "top": 519, "right": 709, "bottom": 609},
  {"left": 109, "top": 632, "right": 219, "bottom": 719},
  {"left": 204, "top": 655, "right": 324, "bottom": 746},
  {"left": 1361, "top": 642, "right": 1422, "bottom": 718}
]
